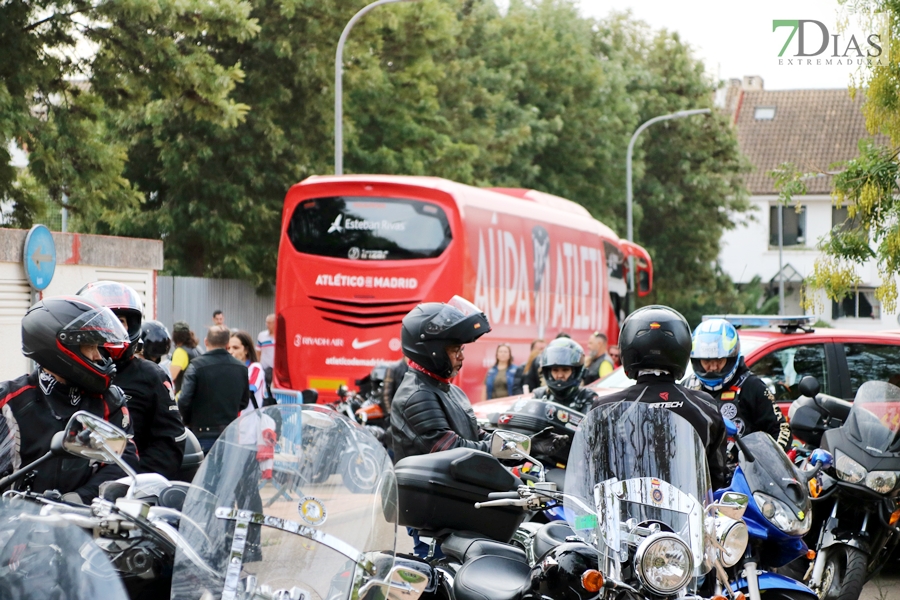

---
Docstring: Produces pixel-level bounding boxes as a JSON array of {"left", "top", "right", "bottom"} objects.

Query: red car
[{"left": 474, "top": 316, "right": 900, "bottom": 424}]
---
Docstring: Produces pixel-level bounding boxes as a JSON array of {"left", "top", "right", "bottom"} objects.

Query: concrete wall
[
  {"left": 720, "top": 194, "right": 897, "bottom": 330},
  {"left": 0, "top": 229, "right": 163, "bottom": 379}
]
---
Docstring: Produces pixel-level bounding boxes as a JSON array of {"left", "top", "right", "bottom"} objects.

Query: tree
[
  {"left": 0, "top": 0, "right": 259, "bottom": 229},
  {"left": 595, "top": 14, "right": 752, "bottom": 325},
  {"left": 773, "top": 0, "right": 900, "bottom": 313}
]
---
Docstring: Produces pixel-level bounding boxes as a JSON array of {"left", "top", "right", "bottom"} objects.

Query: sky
[{"left": 577, "top": 0, "right": 883, "bottom": 91}]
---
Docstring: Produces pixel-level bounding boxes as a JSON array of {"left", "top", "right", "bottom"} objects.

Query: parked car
[{"left": 473, "top": 315, "right": 900, "bottom": 424}]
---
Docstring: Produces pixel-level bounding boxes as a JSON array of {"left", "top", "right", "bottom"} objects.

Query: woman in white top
[{"left": 228, "top": 330, "right": 268, "bottom": 412}]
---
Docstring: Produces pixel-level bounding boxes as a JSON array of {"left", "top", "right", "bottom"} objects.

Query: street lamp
[
  {"left": 334, "top": 0, "right": 416, "bottom": 175},
  {"left": 626, "top": 108, "right": 711, "bottom": 313}
]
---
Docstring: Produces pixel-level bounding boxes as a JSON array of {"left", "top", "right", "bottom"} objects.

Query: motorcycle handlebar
[{"left": 487, "top": 491, "right": 520, "bottom": 500}]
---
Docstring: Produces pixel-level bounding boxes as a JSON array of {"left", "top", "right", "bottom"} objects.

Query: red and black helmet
[
  {"left": 22, "top": 296, "right": 130, "bottom": 394},
  {"left": 76, "top": 281, "right": 144, "bottom": 362}
]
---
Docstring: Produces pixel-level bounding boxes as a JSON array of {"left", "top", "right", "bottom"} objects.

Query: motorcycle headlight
[
  {"left": 634, "top": 533, "right": 694, "bottom": 595},
  {"left": 715, "top": 516, "right": 749, "bottom": 568},
  {"left": 865, "top": 471, "right": 897, "bottom": 494},
  {"left": 753, "top": 492, "right": 811, "bottom": 536},
  {"left": 835, "top": 451, "right": 866, "bottom": 484}
]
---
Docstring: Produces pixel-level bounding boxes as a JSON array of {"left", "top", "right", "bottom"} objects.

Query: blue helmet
[{"left": 690, "top": 319, "right": 741, "bottom": 391}]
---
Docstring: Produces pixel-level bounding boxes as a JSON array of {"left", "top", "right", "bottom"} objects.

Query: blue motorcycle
[{"left": 716, "top": 420, "right": 832, "bottom": 600}]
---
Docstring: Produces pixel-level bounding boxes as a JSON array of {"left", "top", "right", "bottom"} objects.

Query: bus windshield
[{"left": 287, "top": 196, "right": 452, "bottom": 260}]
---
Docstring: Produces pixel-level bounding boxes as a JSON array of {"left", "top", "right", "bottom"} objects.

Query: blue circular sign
[{"left": 23, "top": 224, "right": 56, "bottom": 291}]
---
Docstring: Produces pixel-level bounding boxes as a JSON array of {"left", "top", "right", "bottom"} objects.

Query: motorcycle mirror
[
  {"left": 723, "top": 417, "right": 738, "bottom": 438},
  {"left": 358, "top": 565, "right": 431, "bottom": 600},
  {"left": 63, "top": 411, "right": 139, "bottom": 495},
  {"left": 810, "top": 448, "right": 833, "bottom": 469},
  {"left": 301, "top": 389, "right": 319, "bottom": 404},
  {"left": 711, "top": 491, "right": 749, "bottom": 520},
  {"left": 798, "top": 376, "right": 820, "bottom": 398},
  {"left": 490, "top": 430, "right": 532, "bottom": 459}
]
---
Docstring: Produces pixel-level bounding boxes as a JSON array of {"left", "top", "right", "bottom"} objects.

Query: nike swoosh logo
[{"left": 352, "top": 338, "right": 381, "bottom": 350}]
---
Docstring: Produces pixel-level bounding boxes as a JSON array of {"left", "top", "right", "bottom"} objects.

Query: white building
[{"left": 719, "top": 76, "right": 893, "bottom": 330}]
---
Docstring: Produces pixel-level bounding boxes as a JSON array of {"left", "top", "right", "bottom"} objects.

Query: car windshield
[{"left": 593, "top": 336, "right": 768, "bottom": 389}]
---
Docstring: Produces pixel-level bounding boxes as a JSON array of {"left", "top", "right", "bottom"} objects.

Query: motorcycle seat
[
  {"left": 453, "top": 554, "right": 531, "bottom": 600},
  {"left": 533, "top": 521, "right": 575, "bottom": 561},
  {"left": 442, "top": 531, "right": 527, "bottom": 563}
]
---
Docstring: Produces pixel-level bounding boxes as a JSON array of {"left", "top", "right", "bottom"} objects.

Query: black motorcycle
[{"left": 801, "top": 380, "right": 900, "bottom": 600}]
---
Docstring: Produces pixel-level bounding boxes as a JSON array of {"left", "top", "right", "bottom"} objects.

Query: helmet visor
[
  {"left": 540, "top": 345, "right": 584, "bottom": 369},
  {"left": 427, "top": 296, "right": 486, "bottom": 334},
  {"left": 58, "top": 307, "right": 131, "bottom": 359},
  {"left": 447, "top": 295, "right": 483, "bottom": 317}
]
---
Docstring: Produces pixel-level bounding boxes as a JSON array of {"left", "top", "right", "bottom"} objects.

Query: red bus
[{"left": 273, "top": 175, "right": 652, "bottom": 402}]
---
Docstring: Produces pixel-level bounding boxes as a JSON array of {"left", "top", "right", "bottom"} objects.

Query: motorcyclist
[
  {"left": 592, "top": 305, "right": 730, "bottom": 489},
  {"left": 684, "top": 318, "right": 792, "bottom": 451},
  {"left": 532, "top": 338, "right": 599, "bottom": 413},
  {"left": 78, "top": 282, "right": 186, "bottom": 480},
  {"left": 0, "top": 296, "right": 139, "bottom": 502},
  {"left": 390, "top": 296, "right": 494, "bottom": 464}
]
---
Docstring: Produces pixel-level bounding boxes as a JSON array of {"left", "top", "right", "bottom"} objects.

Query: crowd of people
[{"left": 481, "top": 331, "right": 622, "bottom": 400}]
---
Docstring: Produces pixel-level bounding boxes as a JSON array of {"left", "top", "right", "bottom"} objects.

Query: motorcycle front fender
[
  {"left": 731, "top": 572, "right": 817, "bottom": 599},
  {"left": 820, "top": 518, "right": 874, "bottom": 555}
]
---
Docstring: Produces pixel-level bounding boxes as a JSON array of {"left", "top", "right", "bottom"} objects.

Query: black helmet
[
  {"left": 400, "top": 296, "right": 491, "bottom": 379},
  {"left": 76, "top": 281, "right": 144, "bottom": 362},
  {"left": 141, "top": 320, "right": 171, "bottom": 362},
  {"left": 22, "top": 296, "right": 130, "bottom": 394},
  {"left": 619, "top": 305, "right": 692, "bottom": 380},
  {"left": 539, "top": 338, "right": 585, "bottom": 401}
]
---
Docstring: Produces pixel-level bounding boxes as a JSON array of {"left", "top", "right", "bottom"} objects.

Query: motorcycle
[
  {"left": 0, "top": 497, "right": 131, "bottom": 600},
  {"left": 0, "top": 410, "right": 209, "bottom": 599},
  {"left": 170, "top": 404, "right": 431, "bottom": 600},
  {"left": 802, "top": 380, "right": 900, "bottom": 600},
  {"left": 338, "top": 378, "right": 393, "bottom": 451},
  {"left": 715, "top": 424, "right": 826, "bottom": 600}
]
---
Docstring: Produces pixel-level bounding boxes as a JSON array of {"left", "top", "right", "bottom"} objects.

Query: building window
[
  {"left": 754, "top": 106, "right": 776, "bottom": 120},
  {"left": 769, "top": 205, "right": 806, "bottom": 246},
  {"left": 832, "top": 205, "right": 863, "bottom": 234},
  {"left": 832, "top": 289, "right": 880, "bottom": 319}
]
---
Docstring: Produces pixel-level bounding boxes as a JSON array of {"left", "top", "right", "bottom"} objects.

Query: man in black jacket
[
  {"left": 532, "top": 338, "right": 599, "bottom": 413},
  {"left": 178, "top": 325, "right": 250, "bottom": 453},
  {"left": 391, "top": 297, "right": 493, "bottom": 464},
  {"left": 593, "top": 305, "right": 730, "bottom": 490},
  {"left": 0, "top": 297, "right": 139, "bottom": 503},
  {"left": 78, "top": 282, "right": 186, "bottom": 479},
  {"left": 684, "top": 318, "right": 791, "bottom": 452}
]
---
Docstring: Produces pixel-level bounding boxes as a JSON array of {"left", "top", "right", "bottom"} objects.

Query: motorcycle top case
[
  {"left": 496, "top": 398, "right": 583, "bottom": 464},
  {"left": 789, "top": 394, "right": 852, "bottom": 447},
  {"left": 394, "top": 447, "right": 526, "bottom": 542}
]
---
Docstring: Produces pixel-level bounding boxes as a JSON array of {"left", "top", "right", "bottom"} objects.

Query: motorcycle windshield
[
  {"left": 171, "top": 405, "right": 398, "bottom": 600},
  {"left": 565, "top": 402, "right": 711, "bottom": 578},
  {"left": 738, "top": 432, "right": 810, "bottom": 517},
  {"left": 0, "top": 500, "right": 129, "bottom": 600},
  {"left": 846, "top": 380, "right": 900, "bottom": 453}
]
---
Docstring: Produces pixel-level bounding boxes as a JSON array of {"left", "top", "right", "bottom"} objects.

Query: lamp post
[
  {"left": 334, "top": 0, "right": 415, "bottom": 175},
  {"left": 626, "top": 108, "right": 711, "bottom": 313}
]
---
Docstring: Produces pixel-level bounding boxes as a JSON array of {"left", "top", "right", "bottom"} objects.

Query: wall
[
  {"left": 0, "top": 229, "right": 163, "bottom": 379},
  {"left": 156, "top": 276, "right": 275, "bottom": 344},
  {"left": 719, "top": 194, "right": 898, "bottom": 330}
]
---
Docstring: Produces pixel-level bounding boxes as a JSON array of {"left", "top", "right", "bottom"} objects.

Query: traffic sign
[{"left": 23, "top": 224, "right": 56, "bottom": 291}]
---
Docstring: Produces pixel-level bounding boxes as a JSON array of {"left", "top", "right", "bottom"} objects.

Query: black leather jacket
[
  {"left": 114, "top": 356, "right": 186, "bottom": 479},
  {"left": 390, "top": 370, "right": 490, "bottom": 463},
  {"left": 178, "top": 348, "right": 250, "bottom": 433},
  {"left": 685, "top": 361, "right": 791, "bottom": 451},
  {"left": 532, "top": 385, "right": 599, "bottom": 414},
  {"left": 593, "top": 372, "right": 730, "bottom": 490},
  {"left": 0, "top": 370, "right": 140, "bottom": 502}
]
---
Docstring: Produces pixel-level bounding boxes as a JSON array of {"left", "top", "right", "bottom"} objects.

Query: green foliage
[{"left": 0, "top": 0, "right": 259, "bottom": 230}]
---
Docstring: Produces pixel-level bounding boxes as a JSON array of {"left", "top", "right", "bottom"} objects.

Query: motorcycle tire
[
  {"left": 818, "top": 545, "right": 867, "bottom": 600},
  {"left": 341, "top": 447, "right": 380, "bottom": 494}
]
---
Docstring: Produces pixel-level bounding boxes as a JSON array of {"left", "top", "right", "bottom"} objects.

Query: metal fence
[{"left": 156, "top": 276, "right": 275, "bottom": 344}]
